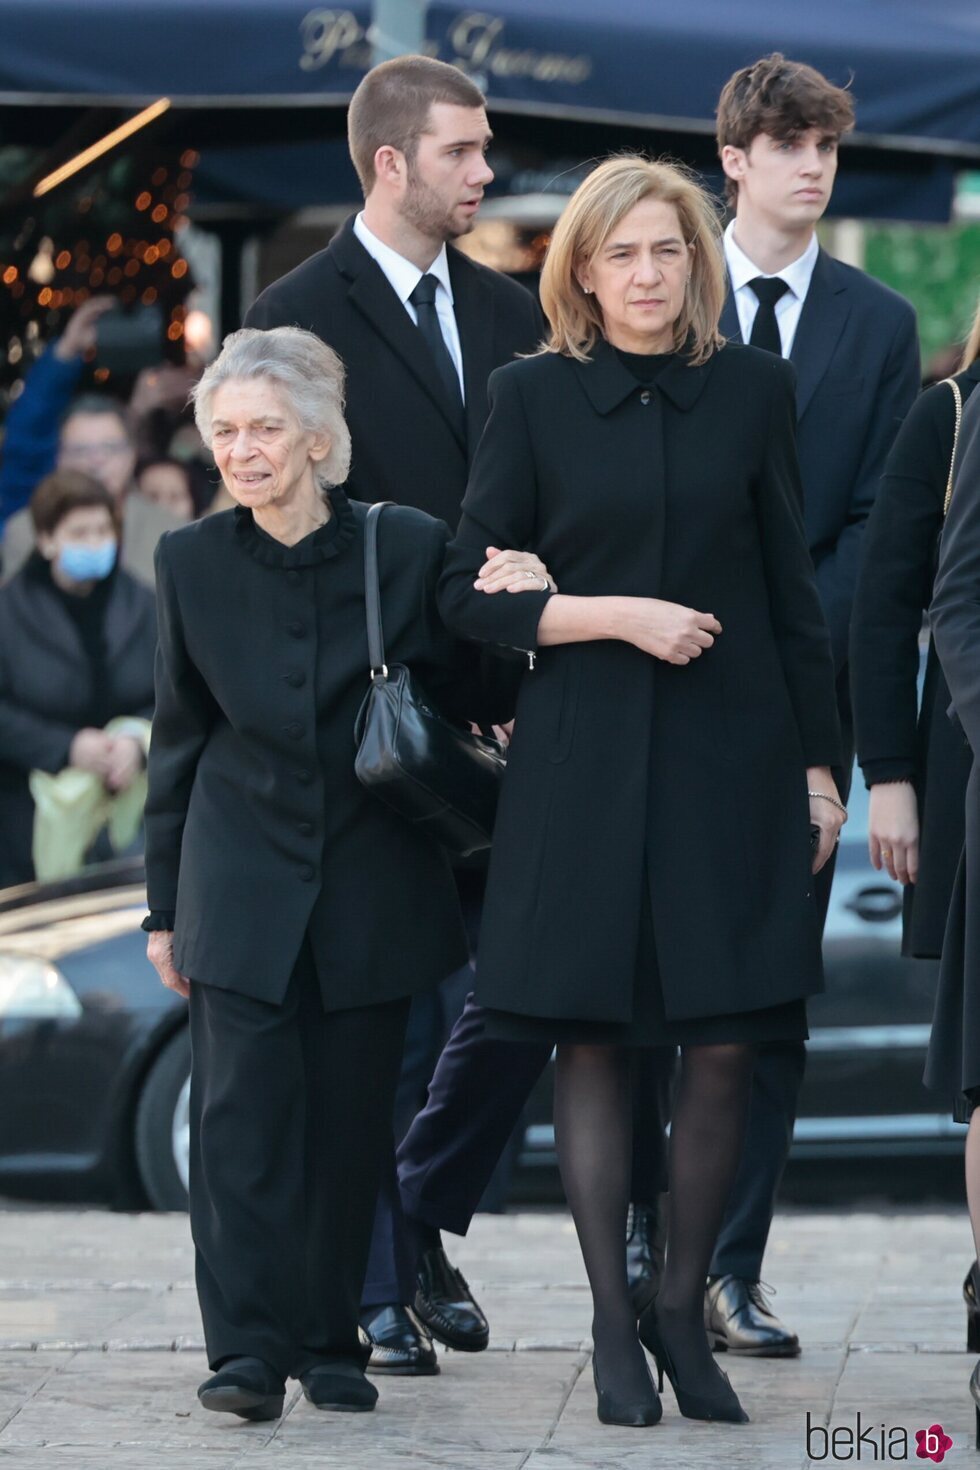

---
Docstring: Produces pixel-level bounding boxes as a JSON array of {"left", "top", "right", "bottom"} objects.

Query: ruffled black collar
[{"left": 233, "top": 485, "right": 357, "bottom": 568}]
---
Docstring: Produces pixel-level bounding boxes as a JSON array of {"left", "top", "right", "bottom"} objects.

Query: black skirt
[{"left": 485, "top": 872, "right": 808, "bottom": 1048}]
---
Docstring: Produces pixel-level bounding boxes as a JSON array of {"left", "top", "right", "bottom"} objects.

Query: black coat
[
  {"left": 924, "top": 385, "right": 980, "bottom": 1103},
  {"left": 0, "top": 557, "right": 157, "bottom": 887},
  {"left": 143, "top": 494, "right": 516, "bottom": 1009},
  {"left": 721, "top": 248, "right": 920, "bottom": 675},
  {"left": 852, "top": 362, "right": 979, "bottom": 956},
  {"left": 244, "top": 216, "right": 545, "bottom": 527},
  {"left": 438, "top": 341, "right": 841, "bottom": 1026}
]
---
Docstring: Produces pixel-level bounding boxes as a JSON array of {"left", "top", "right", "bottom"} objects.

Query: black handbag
[{"left": 353, "top": 501, "right": 506, "bottom": 857}]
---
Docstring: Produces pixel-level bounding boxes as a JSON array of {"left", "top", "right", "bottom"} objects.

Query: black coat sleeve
[
  {"left": 406, "top": 517, "right": 522, "bottom": 727},
  {"left": 756, "top": 357, "right": 842, "bottom": 768},
  {"left": 851, "top": 382, "right": 956, "bottom": 785},
  {"left": 143, "top": 536, "right": 221, "bottom": 914},
  {"left": 931, "top": 390, "right": 980, "bottom": 757},
  {"left": 438, "top": 365, "right": 553, "bottom": 657},
  {"left": 816, "top": 304, "right": 920, "bottom": 672}
]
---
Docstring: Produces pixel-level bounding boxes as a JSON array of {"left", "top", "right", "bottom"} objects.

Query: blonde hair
[
  {"left": 959, "top": 294, "right": 980, "bottom": 372},
  {"left": 539, "top": 156, "right": 726, "bottom": 366},
  {"left": 192, "top": 326, "right": 352, "bottom": 489}
]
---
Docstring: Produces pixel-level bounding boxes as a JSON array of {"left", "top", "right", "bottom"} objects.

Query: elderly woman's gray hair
[{"left": 192, "top": 326, "right": 352, "bottom": 488}]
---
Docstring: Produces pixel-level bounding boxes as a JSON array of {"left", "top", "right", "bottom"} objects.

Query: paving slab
[{"left": 0, "top": 1203, "right": 976, "bottom": 1468}]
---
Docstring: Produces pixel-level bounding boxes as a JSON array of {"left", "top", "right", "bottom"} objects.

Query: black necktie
[
  {"left": 409, "top": 274, "right": 464, "bottom": 426},
  {"left": 747, "top": 276, "right": 789, "bottom": 356}
]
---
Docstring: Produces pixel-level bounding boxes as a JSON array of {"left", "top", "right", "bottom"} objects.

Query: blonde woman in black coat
[
  {"left": 143, "top": 326, "right": 547, "bottom": 1422},
  {"left": 439, "top": 157, "right": 844, "bottom": 1428}
]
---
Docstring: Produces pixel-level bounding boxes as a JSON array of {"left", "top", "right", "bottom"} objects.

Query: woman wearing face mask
[{"left": 0, "top": 468, "right": 157, "bottom": 887}]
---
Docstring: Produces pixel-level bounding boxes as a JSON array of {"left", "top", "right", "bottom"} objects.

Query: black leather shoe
[
  {"left": 300, "top": 1361, "right": 378, "bottom": 1413},
  {"left": 627, "top": 1200, "right": 666, "bottom": 1316},
  {"left": 964, "top": 1260, "right": 980, "bottom": 1351},
  {"left": 704, "top": 1275, "right": 800, "bottom": 1357},
  {"left": 197, "top": 1357, "right": 285, "bottom": 1421},
  {"left": 362, "top": 1304, "right": 440, "bottom": 1376},
  {"left": 415, "top": 1246, "right": 489, "bottom": 1352}
]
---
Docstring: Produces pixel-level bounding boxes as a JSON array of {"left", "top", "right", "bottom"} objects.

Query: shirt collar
[
  {"left": 354, "top": 212, "right": 454, "bottom": 306},
  {"left": 723, "top": 220, "right": 819, "bottom": 301}
]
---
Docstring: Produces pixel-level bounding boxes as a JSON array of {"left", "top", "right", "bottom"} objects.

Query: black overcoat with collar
[
  {"left": 0, "top": 557, "right": 157, "bottom": 887},
  {"left": 721, "top": 247, "right": 919, "bottom": 675},
  {"left": 438, "top": 341, "right": 842, "bottom": 1026},
  {"left": 143, "top": 493, "right": 517, "bottom": 1009},
  {"left": 243, "top": 216, "right": 545, "bottom": 527}
]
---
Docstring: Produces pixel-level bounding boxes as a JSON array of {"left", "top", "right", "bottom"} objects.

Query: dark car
[
  {"left": 0, "top": 762, "right": 964, "bottom": 1212},
  {"left": 0, "top": 858, "right": 188, "bottom": 1209}
]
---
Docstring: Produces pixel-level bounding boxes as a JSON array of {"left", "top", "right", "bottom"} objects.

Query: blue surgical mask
[{"left": 57, "top": 540, "right": 118, "bottom": 583}]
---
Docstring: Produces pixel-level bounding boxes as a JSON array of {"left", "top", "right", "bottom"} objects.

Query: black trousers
[
  {"left": 711, "top": 707, "right": 854, "bottom": 1280},
  {"left": 189, "top": 938, "right": 410, "bottom": 1379}
]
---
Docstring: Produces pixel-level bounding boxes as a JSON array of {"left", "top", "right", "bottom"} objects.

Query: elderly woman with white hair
[{"left": 142, "top": 326, "right": 546, "bottom": 1422}]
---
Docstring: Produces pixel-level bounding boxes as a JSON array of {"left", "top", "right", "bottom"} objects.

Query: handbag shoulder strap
[
  {"left": 363, "top": 501, "right": 395, "bottom": 679},
  {"left": 941, "top": 376, "right": 963, "bottom": 518}
]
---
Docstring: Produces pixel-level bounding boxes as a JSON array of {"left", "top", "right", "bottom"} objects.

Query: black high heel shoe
[
  {"left": 638, "top": 1303, "right": 749, "bottom": 1424},
  {"left": 964, "top": 1261, "right": 980, "bottom": 1353},
  {"left": 971, "top": 1359, "right": 980, "bottom": 1451},
  {"left": 591, "top": 1353, "right": 663, "bottom": 1427}
]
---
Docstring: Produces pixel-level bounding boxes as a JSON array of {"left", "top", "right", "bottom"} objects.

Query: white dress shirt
[
  {"left": 723, "top": 221, "right": 819, "bottom": 358},
  {"left": 353, "top": 212, "right": 465, "bottom": 400}
]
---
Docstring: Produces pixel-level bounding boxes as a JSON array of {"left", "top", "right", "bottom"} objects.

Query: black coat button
[
  {"left": 284, "top": 671, "right": 305, "bottom": 688},
  {"left": 297, "top": 769, "right": 313, "bottom": 785},
  {"left": 286, "top": 570, "right": 301, "bottom": 586},
  {"left": 640, "top": 390, "right": 651, "bottom": 405},
  {"left": 287, "top": 621, "right": 305, "bottom": 637},
  {"left": 284, "top": 722, "right": 304, "bottom": 740},
  {"left": 297, "top": 820, "right": 314, "bottom": 836},
  {"left": 299, "top": 865, "right": 315, "bottom": 881}
]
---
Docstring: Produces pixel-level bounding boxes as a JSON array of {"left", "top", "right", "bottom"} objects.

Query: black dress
[{"left": 483, "top": 348, "right": 809, "bottom": 1049}]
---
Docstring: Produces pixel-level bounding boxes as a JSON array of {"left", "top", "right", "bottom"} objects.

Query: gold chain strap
[{"left": 942, "top": 376, "right": 963, "bottom": 517}]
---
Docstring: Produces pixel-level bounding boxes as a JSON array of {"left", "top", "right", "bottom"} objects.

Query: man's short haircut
[
  {"left": 60, "top": 394, "right": 134, "bottom": 443},
  {"left": 30, "top": 468, "right": 117, "bottom": 536},
  {"left": 716, "top": 53, "right": 855, "bottom": 205},
  {"left": 347, "top": 55, "right": 486, "bottom": 196}
]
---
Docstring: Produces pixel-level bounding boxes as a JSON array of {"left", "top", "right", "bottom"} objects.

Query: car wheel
[{"left": 135, "top": 1027, "right": 191, "bottom": 1211}]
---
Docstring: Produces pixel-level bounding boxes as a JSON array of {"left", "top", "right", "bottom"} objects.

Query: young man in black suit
[{"left": 703, "top": 53, "right": 920, "bottom": 1356}]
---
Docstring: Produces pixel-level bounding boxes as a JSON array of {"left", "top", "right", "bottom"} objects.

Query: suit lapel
[
  {"left": 720, "top": 288, "right": 741, "bottom": 344},
  {"left": 790, "top": 249, "right": 851, "bottom": 420},
  {"left": 449, "top": 249, "right": 496, "bottom": 460},
  {"left": 332, "top": 219, "right": 468, "bottom": 452}
]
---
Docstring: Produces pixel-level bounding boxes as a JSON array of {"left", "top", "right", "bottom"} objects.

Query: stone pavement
[{"left": 0, "top": 1202, "right": 975, "bottom": 1469}]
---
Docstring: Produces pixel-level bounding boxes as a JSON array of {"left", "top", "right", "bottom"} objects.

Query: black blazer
[
  {"left": 0, "top": 558, "right": 157, "bottom": 887},
  {"left": 722, "top": 248, "right": 919, "bottom": 674},
  {"left": 924, "top": 386, "right": 980, "bottom": 1101},
  {"left": 852, "top": 362, "right": 979, "bottom": 956},
  {"left": 438, "top": 341, "right": 841, "bottom": 1026},
  {"left": 143, "top": 494, "right": 516, "bottom": 1009},
  {"left": 244, "top": 216, "right": 545, "bottom": 527}
]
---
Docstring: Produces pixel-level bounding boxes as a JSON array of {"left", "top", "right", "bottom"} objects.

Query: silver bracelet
[{"left": 808, "top": 790, "right": 848, "bottom": 818}]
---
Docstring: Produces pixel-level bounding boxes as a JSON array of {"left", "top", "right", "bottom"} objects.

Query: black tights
[{"left": 554, "top": 1040, "right": 755, "bottom": 1398}]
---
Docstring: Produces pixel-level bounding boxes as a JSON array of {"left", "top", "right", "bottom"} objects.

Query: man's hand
[
  {"left": 53, "top": 296, "right": 116, "bottom": 362},
  {"left": 474, "top": 547, "right": 556, "bottom": 595},
  {"left": 147, "top": 930, "right": 190, "bottom": 999}
]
